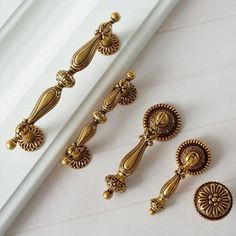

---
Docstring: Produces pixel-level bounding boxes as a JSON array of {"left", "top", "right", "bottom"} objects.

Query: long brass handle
[
  {"left": 61, "top": 71, "right": 137, "bottom": 169},
  {"left": 6, "top": 12, "right": 121, "bottom": 152},
  {"left": 103, "top": 104, "right": 181, "bottom": 200},
  {"left": 149, "top": 139, "right": 211, "bottom": 215}
]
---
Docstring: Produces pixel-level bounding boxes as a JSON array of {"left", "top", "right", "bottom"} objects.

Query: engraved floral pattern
[
  {"left": 16, "top": 120, "right": 44, "bottom": 151},
  {"left": 98, "top": 34, "right": 120, "bottom": 55},
  {"left": 105, "top": 175, "right": 127, "bottom": 192},
  {"left": 195, "top": 182, "right": 232, "bottom": 220},
  {"left": 66, "top": 143, "right": 91, "bottom": 169},
  {"left": 119, "top": 84, "right": 137, "bottom": 105}
]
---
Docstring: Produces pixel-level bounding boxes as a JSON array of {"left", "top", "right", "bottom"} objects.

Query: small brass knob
[
  {"left": 103, "top": 190, "right": 114, "bottom": 200},
  {"left": 111, "top": 12, "right": 121, "bottom": 23},
  {"left": 126, "top": 71, "right": 136, "bottom": 81},
  {"left": 6, "top": 139, "right": 17, "bottom": 150}
]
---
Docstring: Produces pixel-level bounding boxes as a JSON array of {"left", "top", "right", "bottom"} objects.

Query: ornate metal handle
[
  {"left": 61, "top": 71, "right": 137, "bottom": 169},
  {"left": 149, "top": 139, "right": 211, "bottom": 215},
  {"left": 103, "top": 104, "right": 181, "bottom": 200},
  {"left": 6, "top": 12, "right": 121, "bottom": 152}
]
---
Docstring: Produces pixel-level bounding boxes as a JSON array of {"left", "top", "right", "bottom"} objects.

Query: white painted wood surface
[
  {"left": 4, "top": 0, "right": 236, "bottom": 235},
  {"left": 0, "top": 0, "right": 24, "bottom": 29}
]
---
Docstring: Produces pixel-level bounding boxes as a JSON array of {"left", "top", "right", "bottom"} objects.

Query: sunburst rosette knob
[
  {"left": 97, "top": 12, "right": 121, "bottom": 55},
  {"left": 62, "top": 142, "right": 91, "bottom": 169},
  {"left": 6, "top": 119, "right": 44, "bottom": 151},
  {"left": 194, "top": 181, "right": 233, "bottom": 220},
  {"left": 118, "top": 71, "right": 137, "bottom": 105}
]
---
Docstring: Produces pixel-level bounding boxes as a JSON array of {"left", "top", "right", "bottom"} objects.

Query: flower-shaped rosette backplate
[{"left": 194, "top": 182, "right": 233, "bottom": 220}]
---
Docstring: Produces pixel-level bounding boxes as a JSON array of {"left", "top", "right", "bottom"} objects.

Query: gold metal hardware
[
  {"left": 103, "top": 104, "right": 181, "bottom": 200},
  {"left": 6, "top": 12, "right": 121, "bottom": 152},
  {"left": 149, "top": 139, "right": 211, "bottom": 215},
  {"left": 61, "top": 71, "right": 137, "bottom": 169},
  {"left": 194, "top": 181, "right": 233, "bottom": 220}
]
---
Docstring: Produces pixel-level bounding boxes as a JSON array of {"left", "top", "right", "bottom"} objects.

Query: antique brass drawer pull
[
  {"left": 61, "top": 71, "right": 137, "bottom": 169},
  {"left": 103, "top": 104, "right": 181, "bottom": 200},
  {"left": 149, "top": 139, "right": 211, "bottom": 215},
  {"left": 6, "top": 12, "right": 121, "bottom": 152}
]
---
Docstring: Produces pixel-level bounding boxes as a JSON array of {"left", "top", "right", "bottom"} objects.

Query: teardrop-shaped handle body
[
  {"left": 119, "top": 138, "right": 148, "bottom": 177},
  {"left": 70, "top": 35, "right": 101, "bottom": 73},
  {"left": 28, "top": 86, "right": 62, "bottom": 124}
]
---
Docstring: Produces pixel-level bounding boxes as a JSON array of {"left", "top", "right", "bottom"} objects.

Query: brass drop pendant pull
[
  {"left": 6, "top": 12, "right": 121, "bottom": 152},
  {"left": 61, "top": 71, "right": 137, "bottom": 169},
  {"left": 149, "top": 139, "right": 211, "bottom": 215},
  {"left": 103, "top": 104, "right": 181, "bottom": 200}
]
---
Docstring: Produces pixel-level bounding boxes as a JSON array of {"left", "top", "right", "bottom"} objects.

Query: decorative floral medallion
[
  {"left": 194, "top": 182, "right": 233, "bottom": 220},
  {"left": 98, "top": 34, "right": 120, "bottom": 55},
  {"left": 15, "top": 120, "right": 44, "bottom": 151},
  {"left": 119, "top": 84, "right": 137, "bottom": 105},
  {"left": 17, "top": 125, "right": 44, "bottom": 151},
  {"left": 65, "top": 143, "right": 91, "bottom": 169}
]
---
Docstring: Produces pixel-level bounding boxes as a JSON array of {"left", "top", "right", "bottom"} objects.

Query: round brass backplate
[
  {"left": 17, "top": 124, "right": 44, "bottom": 151},
  {"left": 143, "top": 104, "right": 181, "bottom": 141},
  {"left": 65, "top": 143, "right": 91, "bottom": 169},
  {"left": 194, "top": 182, "right": 233, "bottom": 220},
  {"left": 119, "top": 84, "right": 137, "bottom": 105},
  {"left": 176, "top": 139, "right": 211, "bottom": 175},
  {"left": 98, "top": 34, "right": 120, "bottom": 55}
]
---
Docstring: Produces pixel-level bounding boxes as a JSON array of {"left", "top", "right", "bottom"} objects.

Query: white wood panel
[
  {"left": 0, "top": 0, "right": 24, "bottom": 29},
  {"left": 6, "top": 0, "right": 236, "bottom": 235},
  {"left": 159, "top": 0, "right": 236, "bottom": 32}
]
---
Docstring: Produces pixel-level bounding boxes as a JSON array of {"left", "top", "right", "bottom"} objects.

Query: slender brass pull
[
  {"left": 61, "top": 71, "right": 137, "bottom": 169},
  {"left": 6, "top": 12, "right": 121, "bottom": 152},
  {"left": 103, "top": 104, "right": 181, "bottom": 200},
  {"left": 149, "top": 139, "right": 211, "bottom": 215}
]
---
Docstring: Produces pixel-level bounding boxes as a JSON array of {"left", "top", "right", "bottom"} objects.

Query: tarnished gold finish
[
  {"left": 7, "top": 13, "right": 121, "bottom": 152},
  {"left": 62, "top": 71, "right": 137, "bottom": 169},
  {"left": 103, "top": 104, "right": 181, "bottom": 199},
  {"left": 194, "top": 181, "right": 233, "bottom": 220},
  {"left": 97, "top": 12, "right": 120, "bottom": 55},
  {"left": 149, "top": 139, "right": 211, "bottom": 215}
]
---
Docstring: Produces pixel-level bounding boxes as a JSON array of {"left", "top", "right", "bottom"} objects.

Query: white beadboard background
[{"left": 3, "top": 0, "right": 236, "bottom": 235}]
